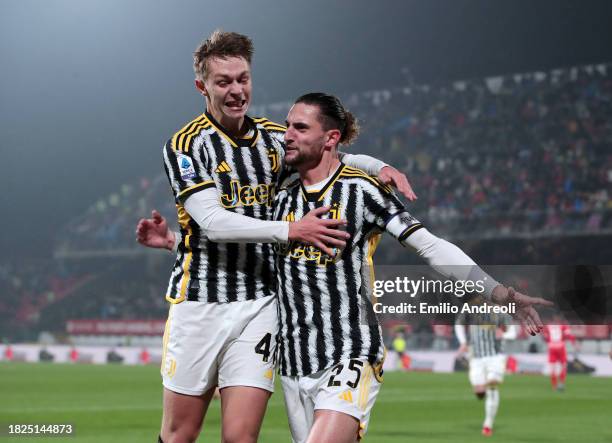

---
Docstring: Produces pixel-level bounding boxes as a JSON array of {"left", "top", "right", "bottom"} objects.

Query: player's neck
[
  {"left": 207, "top": 108, "right": 249, "bottom": 137},
  {"left": 298, "top": 151, "right": 341, "bottom": 186}
]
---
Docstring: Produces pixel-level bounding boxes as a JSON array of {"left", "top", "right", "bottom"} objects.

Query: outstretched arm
[
  {"left": 488, "top": 286, "right": 552, "bottom": 335},
  {"left": 363, "top": 176, "right": 551, "bottom": 335},
  {"left": 401, "top": 227, "right": 553, "bottom": 335}
]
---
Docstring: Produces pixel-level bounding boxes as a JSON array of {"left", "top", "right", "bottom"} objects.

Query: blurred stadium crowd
[
  {"left": 2, "top": 63, "right": 611, "bottom": 343},
  {"left": 260, "top": 62, "right": 612, "bottom": 240},
  {"left": 55, "top": 63, "right": 612, "bottom": 254}
]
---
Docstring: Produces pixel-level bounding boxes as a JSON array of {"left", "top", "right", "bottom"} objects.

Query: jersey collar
[
  {"left": 204, "top": 111, "right": 259, "bottom": 148},
  {"left": 300, "top": 163, "right": 345, "bottom": 202}
]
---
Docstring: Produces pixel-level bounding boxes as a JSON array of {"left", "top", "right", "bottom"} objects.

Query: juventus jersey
[
  {"left": 456, "top": 312, "right": 509, "bottom": 358},
  {"left": 273, "top": 163, "right": 424, "bottom": 376},
  {"left": 163, "top": 112, "right": 286, "bottom": 303}
]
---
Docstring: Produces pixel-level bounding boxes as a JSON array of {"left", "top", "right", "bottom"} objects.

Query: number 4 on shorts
[{"left": 255, "top": 332, "right": 272, "bottom": 362}]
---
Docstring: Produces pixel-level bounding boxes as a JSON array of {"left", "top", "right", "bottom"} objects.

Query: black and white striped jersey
[
  {"left": 163, "top": 112, "right": 286, "bottom": 303},
  {"left": 273, "top": 163, "right": 424, "bottom": 376},
  {"left": 456, "top": 312, "right": 509, "bottom": 358}
]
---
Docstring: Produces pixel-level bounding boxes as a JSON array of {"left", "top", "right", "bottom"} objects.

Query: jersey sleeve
[
  {"left": 361, "top": 180, "right": 423, "bottom": 243},
  {"left": 162, "top": 138, "right": 216, "bottom": 204},
  {"left": 360, "top": 177, "right": 501, "bottom": 299},
  {"left": 339, "top": 152, "right": 387, "bottom": 175},
  {"left": 184, "top": 189, "right": 289, "bottom": 243},
  {"left": 267, "top": 126, "right": 287, "bottom": 147}
]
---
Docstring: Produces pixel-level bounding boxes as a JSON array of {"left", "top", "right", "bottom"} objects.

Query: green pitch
[{"left": 1, "top": 362, "right": 610, "bottom": 442}]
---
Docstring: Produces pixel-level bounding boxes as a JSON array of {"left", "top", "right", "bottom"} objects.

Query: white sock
[{"left": 484, "top": 388, "right": 499, "bottom": 429}]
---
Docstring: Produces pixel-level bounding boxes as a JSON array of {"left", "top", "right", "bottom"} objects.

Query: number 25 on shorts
[{"left": 327, "top": 359, "right": 364, "bottom": 388}]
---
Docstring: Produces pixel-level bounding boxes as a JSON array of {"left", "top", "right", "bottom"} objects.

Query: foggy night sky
[{"left": 1, "top": 0, "right": 612, "bottom": 259}]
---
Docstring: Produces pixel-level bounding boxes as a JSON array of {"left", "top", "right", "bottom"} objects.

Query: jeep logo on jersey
[
  {"left": 278, "top": 204, "right": 344, "bottom": 266},
  {"left": 287, "top": 244, "right": 336, "bottom": 266},
  {"left": 178, "top": 154, "right": 196, "bottom": 180},
  {"left": 220, "top": 180, "right": 275, "bottom": 208}
]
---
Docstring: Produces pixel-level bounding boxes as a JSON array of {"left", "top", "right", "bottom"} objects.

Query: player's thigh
[
  {"left": 469, "top": 358, "right": 486, "bottom": 388},
  {"left": 162, "top": 302, "right": 230, "bottom": 395},
  {"left": 485, "top": 355, "right": 506, "bottom": 384},
  {"left": 216, "top": 297, "right": 278, "bottom": 441},
  {"left": 219, "top": 386, "right": 271, "bottom": 443},
  {"left": 313, "top": 358, "right": 383, "bottom": 440},
  {"left": 280, "top": 376, "right": 315, "bottom": 443},
  {"left": 218, "top": 295, "right": 278, "bottom": 392},
  {"left": 161, "top": 386, "right": 216, "bottom": 442},
  {"left": 307, "top": 410, "right": 360, "bottom": 443}
]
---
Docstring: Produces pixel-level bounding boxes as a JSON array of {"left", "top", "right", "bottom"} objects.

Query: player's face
[
  {"left": 198, "top": 56, "right": 251, "bottom": 123},
  {"left": 284, "top": 103, "right": 333, "bottom": 167}
]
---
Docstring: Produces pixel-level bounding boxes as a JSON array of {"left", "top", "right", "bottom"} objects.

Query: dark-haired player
[{"left": 274, "top": 93, "right": 551, "bottom": 442}]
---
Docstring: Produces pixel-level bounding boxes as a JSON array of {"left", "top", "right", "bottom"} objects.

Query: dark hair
[
  {"left": 193, "top": 30, "right": 254, "bottom": 81},
  {"left": 295, "top": 92, "right": 360, "bottom": 145}
]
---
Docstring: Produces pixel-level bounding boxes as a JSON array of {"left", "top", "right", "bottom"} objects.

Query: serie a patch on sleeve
[{"left": 178, "top": 154, "right": 197, "bottom": 180}]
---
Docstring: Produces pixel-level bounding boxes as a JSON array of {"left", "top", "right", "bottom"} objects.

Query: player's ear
[
  {"left": 195, "top": 79, "right": 208, "bottom": 98},
  {"left": 325, "top": 129, "right": 341, "bottom": 149}
]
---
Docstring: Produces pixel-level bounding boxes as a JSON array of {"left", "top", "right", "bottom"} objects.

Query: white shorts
[
  {"left": 281, "top": 358, "right": 383, "bottom": 443},
  {"left": 161, "top": 295, "right": 278, "bottom": 396},
  {"left": 469, "top": 354, "right": 506, "bottom": 387}
]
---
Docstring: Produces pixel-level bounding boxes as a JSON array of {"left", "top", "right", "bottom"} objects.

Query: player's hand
[
  {"left": 136, "top": 210, "right": 175, "bottom": 250},
  {"left": 491, "top": 286, "right": 554, "bottom": 336},
  {"left": 288, "top": 206, "right": 350, "bottom": 257},
  {"left": 378, "top": 166, "right": 417, "bottom": 201},
  {"left": 457, "top": 343, "right": 468, "bottom": 355}
]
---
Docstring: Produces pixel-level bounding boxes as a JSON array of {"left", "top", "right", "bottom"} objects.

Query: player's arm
[
  {"left": 454, "top": 313, "right": 468, "bottom": 354},
  {"left": 339, "top": 152, "right": 417, "bottom": 201},
  {"left": 363, "top": 183, "right": 552, "bottom": 335},
  {"left": 271, "top": 125, "right": 416, "bottom": 200},
  {"left": 563, "top": 325, "right": 576, "bottom": 343},
  {"left": 564, "top": 325, "right": 579, "bottom": 351},
  {"left": 139, "top": 141, "right": 348, "bottom": 255},
  {"left": 137, "top": 189, "right": 349, "bottom": 257},
  {"left": 402, "top": 229, "right": 551, "bottom": 334},
  {"left": 183, "top": 189, "right": 349, "bottom": 256}
]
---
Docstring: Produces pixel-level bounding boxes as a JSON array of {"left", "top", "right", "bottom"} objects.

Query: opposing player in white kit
[
  {"left": 455, "top": 310, "right": 517, "bottom": 437},
  {"left": 137, "top": 31, "right": 415, "bottom": 443},
  {"left": 274, "top": 93, "right": 551, "bottom": 443}
]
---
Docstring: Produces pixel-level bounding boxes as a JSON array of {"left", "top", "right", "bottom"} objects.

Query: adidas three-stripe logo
[
  {"left": 338, "top": 390, "right": 353, "bottom": 403},
  {"left": 215, "top": 161, "right": 232, "bottom": 173}
]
